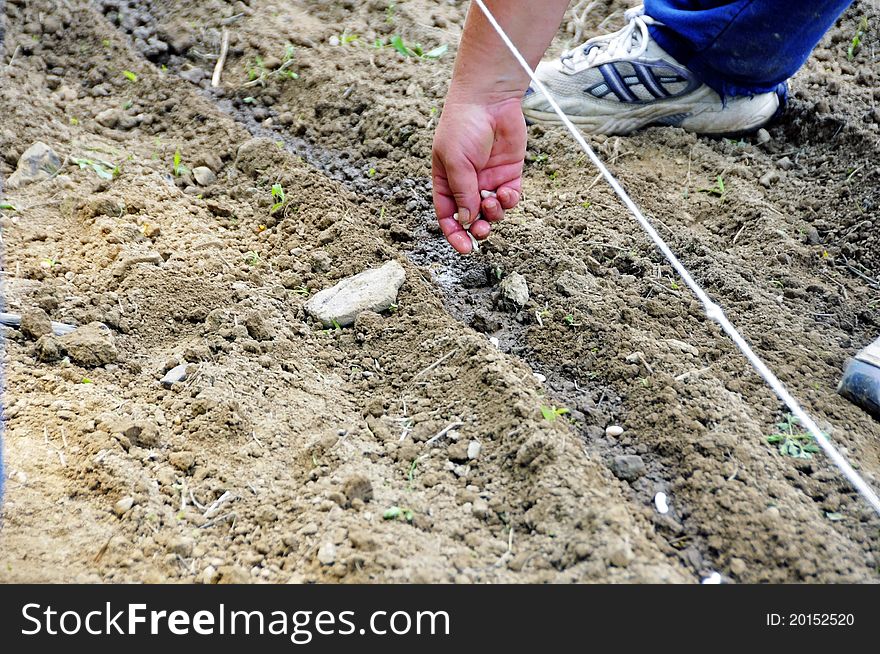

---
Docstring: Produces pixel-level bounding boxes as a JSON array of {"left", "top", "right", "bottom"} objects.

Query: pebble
[
  {"left": 305, "top": 260, "right": 406, "bottom": 327},
  {"left": 610, "top": 455, "right": 646, "bottom": 482},
  {"left": 654, "top": 492, "right": 669, "bottom": 514},
  {"left": 6, "top": 142, "right": 61, "bottom": 189},
  {"left": 729, "top": 557, "right": 747, "bottom": 576},
  {"left": 533, "top": 372, "right": 547, "bottom": 383},
  {"left": 192, "top": 166, "right": 217, "bottom": 186},
  {"left": 113, "top": 496, "right": 134, "bottom": 516},
  {"left": 759, "top": 170, "right": 780, "bottom": 188},
  {"left": 605, "top": 425, "right": 624, "bottom": 437},
  {"left": 467, "top": 440, "right": 482, "bottom": 460},
  {"left": 160, "top": 362, "right": 189, "bottom": 387},
  {"left": 756, "top": 128, "right": 771, "bottom": 144},
  {"left": 317, "top": 543, "right": 337, "bottom": 565},
  {"left": 499, "top": 272, "right": 530, "bottom": 308},
  {"left": 776, "top": 156, "right": 793, "bottom": 171}
]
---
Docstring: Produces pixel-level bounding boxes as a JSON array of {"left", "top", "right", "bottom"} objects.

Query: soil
[{"left": 0, "top": 0, "right": 878, "bottom": 583}]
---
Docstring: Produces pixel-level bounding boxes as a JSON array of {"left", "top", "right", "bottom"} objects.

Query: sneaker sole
[{"left": 523, "top": 85, "right": 784, "bottom": 136}]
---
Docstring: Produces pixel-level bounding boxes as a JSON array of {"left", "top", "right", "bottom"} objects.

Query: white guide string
[{"left": 471, "top": 0, "right": 880, "bottom": 516}]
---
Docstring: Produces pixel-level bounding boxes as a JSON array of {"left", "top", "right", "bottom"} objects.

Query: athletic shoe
[
  {"left": 838, "top": 337, "right": 880, "bottom": 419},
  {"left": 521, "top": 5, "right": 786, "bottom": 135}
]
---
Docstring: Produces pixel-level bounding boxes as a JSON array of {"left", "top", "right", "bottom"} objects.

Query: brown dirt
[{"left": 0, "top": 0, "right": 878, "bottom": 583}]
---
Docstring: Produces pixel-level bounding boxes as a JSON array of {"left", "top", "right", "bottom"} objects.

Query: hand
[{"left": 431, "top": 97, "right": 525, "bottom": 254}]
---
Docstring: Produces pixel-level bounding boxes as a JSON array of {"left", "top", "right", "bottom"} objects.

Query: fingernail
[
  {"left": 480, "top": 190, "right": 497, "bottom": 199},
  {"left": 457, "top": 207, "right": 470, "bottom": 225}
]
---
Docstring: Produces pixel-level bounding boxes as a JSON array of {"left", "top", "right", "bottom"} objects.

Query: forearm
[{"left": 447, "top": 0, "right": 571, "bottom": 105}]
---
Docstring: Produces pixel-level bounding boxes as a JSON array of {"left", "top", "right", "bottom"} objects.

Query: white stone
[
  {"left": 317, "top": 543, "right": 336, "bottom": 565},
  {"left": 605, "top": 425, "right": 624, "bottom": 437},
  {"left": 305, "top": 261, "right": 405, "bottom": 327},
  {"left": 467, "top": 441, "right": 481, "bottom": 460}
]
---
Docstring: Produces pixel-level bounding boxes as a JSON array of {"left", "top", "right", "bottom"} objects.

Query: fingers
[
  {"left": 469, "top": 219, "right": 492, "bottom": 240},
  {"left": 442, "top": 158, "right": 482, "bottom": 231},
  {"left": 438, "top": 216, "right": 474, "bottom": 255},
  {"left": 479, "top": 183, "right": 521, "bottom": 223}
]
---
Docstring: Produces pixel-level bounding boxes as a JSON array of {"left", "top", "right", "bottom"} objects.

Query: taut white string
[{"left": 472, "top": 0, "right": 880, "bottom": 516}]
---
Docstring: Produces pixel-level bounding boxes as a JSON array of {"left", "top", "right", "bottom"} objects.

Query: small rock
[
  {"left": 60, "top": 322, "right": 117, "bottom": 367},
  {"left": 113, "top": 496, "right": 134, "bottom": 516},
  {"left": 759, "top": 170, "right": 780, "bottom": 188},
  {"left": 467, "top": 440, "right": 482, "bottom": 460},
  {"left": 34, "top": 335, "right": 62, "bottom": 361},
  {"left": 169, "top": 451, "right": 195, "bottom": 471},
  {"left": 305, "top": 260, "right": 405, "bottom": 327},
  {"left": 160, "top": 363, "right": 189, "bottom": 387},
  {"left": 806, "top": 226, "right": 821, "bottom": 245},
  {"left": 472, "top": 498, "right": 489, "bottom": 519},
  {"left": 179, "top": 67, "right": 206, "bottom": 84},
  {"left": 95, "top": 108, "right": 120, "bottom": 128},
  {"left": 729, "top": 557, "right": 747, "bottom": 576},
  {"left": 448, "top": 440, "right": 470, "bottom": 462},
  {"left": 317, "top": 542, "right": 336, "bottom": 565},
  {"left": 608, "top": 540, "right": 635, "bottom": 567},
  {"left": 498, "top": 272, "right": 529, "bottom": 308},
  {"left": 756, "top": 128, "right": 771, "bottom": 144},
  {"left": 19, "top": 307, "right": 53, "bottom": 340},
  {"left": 343, "top": 475, "right": 373, "bottom": 504},
  {"left": 776, "top": 156, "right": 793, "bottom": 171},
  {"left": 605, "top": 425, "right": 624, "bottom": 437},
  {"left": 192, "top": 166, "right": 217, "bottom": 186},
  {"left": 244, "top": 312, "right": 275, "bottom": 341},
  {"left": 6, "top": 142, "right": 61, "bottom": 189},
  {"left": 610, "top": 454, "right": 646, "bottom": 482}
]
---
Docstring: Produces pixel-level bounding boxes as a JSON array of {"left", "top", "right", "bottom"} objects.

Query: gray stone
[
  {"left": 610, "top": 454, "right": 646, "bottom": 482},
  {"left": 60, "top": 322, "right": 118, "bottom": 367},
  {"left": 305, "top": 260, "right": 405, "bottom": 327},
  {"left": 192, "top": 166, "right": 216, "bottom": 186},
  {"left": 499, "top": 272, "right": 529, "bottom": 308},
  {"left": 160, "top": 363, "right": 189, "bottom": 387},
  {"left": 760, "top": 170, "right": 780, "bottom": 188},
  {"left": 95, "top": 108, "right": 121, "bottom": 128},
  {"left": 6, "top": 142, "right": 61, "bottom": 189}
]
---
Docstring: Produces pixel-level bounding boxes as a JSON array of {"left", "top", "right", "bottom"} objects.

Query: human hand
[{"left": 431, "top": 97, "right": 525, "bottom": 254}]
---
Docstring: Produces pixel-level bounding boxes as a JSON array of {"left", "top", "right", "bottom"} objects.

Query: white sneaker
[{"left": 522, "top": 5, "right": 787, "bottom": 135}]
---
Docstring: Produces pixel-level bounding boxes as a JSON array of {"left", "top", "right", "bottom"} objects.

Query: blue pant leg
[{"left": 644, "top": 0, "right": 855, "bottom": 96}]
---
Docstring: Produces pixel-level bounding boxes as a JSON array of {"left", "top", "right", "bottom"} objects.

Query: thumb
[{"left": 443, "top": 157, "right": 481, "bottom": 227}]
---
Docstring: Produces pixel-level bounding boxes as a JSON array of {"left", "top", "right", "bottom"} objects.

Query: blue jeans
[{"left": 644, "top": 0, "right": 854, "bottom": 96}]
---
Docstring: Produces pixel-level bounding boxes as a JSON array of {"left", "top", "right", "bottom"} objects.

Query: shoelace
[{"left": 562, "top": 5, "right": 658, "bottom": 70}]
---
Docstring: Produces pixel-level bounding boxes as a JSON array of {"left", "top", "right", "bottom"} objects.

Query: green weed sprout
[
  {"left": 73, "top": 157, "right": 120, "bottom": 180},
  {"left": 540, "top": 405, "right": 569, "bottom": 422},
  {"left": 767, "top": 414, "right": 820, "bottom": 459}
]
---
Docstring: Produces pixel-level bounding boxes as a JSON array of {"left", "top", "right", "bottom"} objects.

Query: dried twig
[
  {"left": 211, "top": 28, "right": 230, "bottom": 88},
  {"left": 425, "top": 421, "right": 463, "bottom": 446}
]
